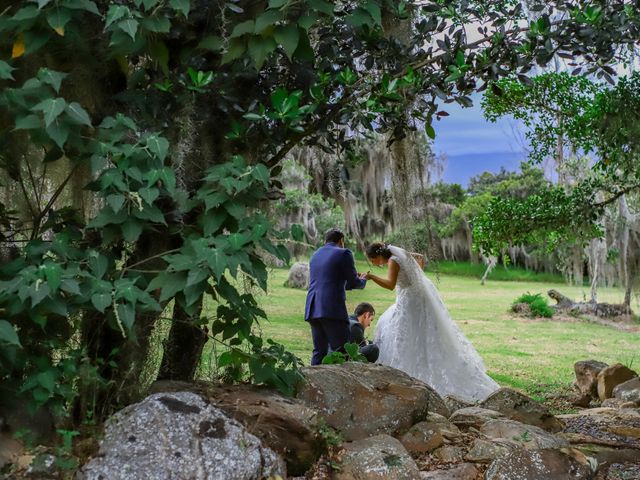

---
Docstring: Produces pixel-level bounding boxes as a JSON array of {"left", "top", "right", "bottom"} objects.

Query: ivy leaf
[
  {"left": 121, "top": 218, "right": 143, "bottom": 242},
  {"left": 91, "top": 293, "right": 111, "bottom": 313},
  {"left": 33, "top": 98, "right": 67, "bottom": 127},
  {"left": 169, "top": 0, "right": 190, "bottom": 17},
  {"left": 268, "top": 0, "right": 288, "bottom": 8},
  {"left": 146, "top": 135, "right": 169, "bottom": 161},
  {"left": 89, "top": 252, "right": 108, "bottom": 279},
  {"left": 46, "top": 7, "right": 72, "bottom": 31},
  {"left": 248, "top": 36, "right": 276, "bottom": 70},
  {"left": 38, "top": 0, "right": 53, "bottom": 8},
  {"left": 139, "top": 187, "right": 159, "bottom": 205},
  {"left": 308, "top": 0, "right": 334, "bottom": 16},
  {"left": 45, "top": 120, "right": 70, "bottom": 148},
  {"left": 142, "top": 16, "right": 170, "bottom": 33},
  {"left": 116, "top": 302, "right": 135, "bottom": 333},
  {"left": 107, "top": 194, "right": 125, "bottom": 213},
  {"left": 254, "top": 10, "right": 282, "bottom": 34},
  {"left": 230, "top": 20, "right": 255, "bottom": 39},
  {"left": 159, "top": 272, "right": 187, "bottom": 302},
  {"left": 0, "top": 320, "right": 21, "bottom": 347},
  {"left": 197, "top": 35, "right": 223, "bottom": 51},
  {"left": 65, "top": 102, "right": 92, "bottom": 126},
  {"left": 29, "top": 282, "right": 51, "bottom": 307},
  {"left": 274, "top": 24, "right": 299, "bottom": 60},
  {"left": 0, "top": 61, "right": 15, "bottom": 80},
  {"left": 117, "top": 19, "right": 139, "bottom": 40},
  {"left": 14, "top": 114, "right": 42, "bottom": 130},
  {"left": 37, "top": 68, "right": 67, "bottom": 93},
  {"left": 41, "top": 262, "right": 62, "bottom": 292},
  {"left": 12, "top": 6, "right": 41, "bottom": 21},
  {"left": 221, "top": 38, "right": 246, "bottom": 64},
  {"left": 61, "top": 0, "right": 100, "bottom": 15},
  {"left": 105, "top": 5, "right": 130, "bottom": 28}
]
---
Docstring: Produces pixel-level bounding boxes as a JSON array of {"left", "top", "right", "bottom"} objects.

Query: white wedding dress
[{"left": 373, "top": 246, "right": 499, "bottom": 401}]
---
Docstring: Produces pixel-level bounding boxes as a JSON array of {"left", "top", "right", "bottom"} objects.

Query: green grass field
[{"left": 240, "top": 260, "right": 640, "bottom": 402}]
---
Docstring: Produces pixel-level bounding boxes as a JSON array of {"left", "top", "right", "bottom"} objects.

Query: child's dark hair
[
  {"left": 366, "top": 242, "right": 392, "bottom": 260},
  {"left": 354, "top": 302, "right": 375, "bottom": 317}
]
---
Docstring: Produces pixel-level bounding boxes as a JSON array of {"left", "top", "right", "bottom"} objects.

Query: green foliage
[
  {"left": 512, "top": 292, "right": 554, "bottom": 318},
  {"left": 321, "top": 343, "right": 367, "bottom": 364},
  {"left": 426, "top": 261, "right": 564, "bottom": 283}
]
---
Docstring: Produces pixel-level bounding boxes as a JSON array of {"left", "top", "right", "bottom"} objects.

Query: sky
[{"left": 431, "top": 93, "right": 527, "bottom": 187}]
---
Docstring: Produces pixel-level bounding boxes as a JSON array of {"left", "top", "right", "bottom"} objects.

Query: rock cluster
[{"left": 24, "top": 361, "right": 640, "bottom": 479}]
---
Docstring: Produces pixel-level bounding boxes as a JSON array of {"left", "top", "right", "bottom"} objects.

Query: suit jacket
[{"left": 304, "top": 243, "right": 366, "bottom": 322}]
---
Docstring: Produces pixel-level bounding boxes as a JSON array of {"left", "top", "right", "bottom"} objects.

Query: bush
[{"left": 512, "top": 292, "right": 554, "bottom": 318}]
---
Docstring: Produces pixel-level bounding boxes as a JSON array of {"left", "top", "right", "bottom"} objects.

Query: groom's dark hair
[
  {"left": 355, "top": 302, "right": 375, "bottom": 317},
  {"left": 324, "top": 228, "right": 345, "bottom": 244}
]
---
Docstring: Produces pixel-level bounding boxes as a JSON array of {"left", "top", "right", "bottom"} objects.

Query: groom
[{"left": 305, "top": 228, "right": 367, "bottom": 365}]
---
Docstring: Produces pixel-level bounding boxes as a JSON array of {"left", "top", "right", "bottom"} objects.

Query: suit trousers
[{"left": 308, "top": 317, "right": 350, "bottom": 365}]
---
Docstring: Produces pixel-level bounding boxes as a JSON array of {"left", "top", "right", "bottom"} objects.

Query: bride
[{"left": 364, "top": 242, "right": 499, "bottom": 401}]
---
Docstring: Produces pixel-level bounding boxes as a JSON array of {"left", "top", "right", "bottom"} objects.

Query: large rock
[
  {"left": 613, "top": 376, "right": 640, "bottom": 405},
  {"left": 464, "top": 438, "right": 518, "bottom": 463},
  {"left": 449, "top": 406, "right": 505, "bottom": 430},
  {"left": 574, "top": 360, "right": 608, "bottom": 400},
  {"left": 297, "top": 363, "right": 448, "bottom": 441},
  {"left": 480, "top": 387, "right": 564, "bottom": 432},
  {"left": 420, "top": 463, "right": 479, "bottom": 480},
  {"left": 151, "top": 381, "right": 321, "bottom": 475},
  {"left": 400, "top": 413, "right": 461, "bottom": 453},
  {"left": 443, "top": 394, "right": 473, "bottom": 415},
  {"left": 480, "top": 418, "right": 569, "bottom": 450},
  {"left": 335, "top": 434, "right": 420, "bottom": 480},
  {"left": 597, "top": 363, "right": 637, "bottom": 400},
  {"left": 485, "top": 448, "right": 594, "bottom": 480},
  {"left": 286, "top": 262, "right": 309, "bottom": 289},
  {"left": 559, "top": 407, "right": 640, "bottom": 450},
  {"left": 77, "top": 392, "right": 285, "bottom": 480}
]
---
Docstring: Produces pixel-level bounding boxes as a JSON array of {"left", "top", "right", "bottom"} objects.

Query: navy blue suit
[{"left": 305, "top": 242, "right": 366, "bottom": 365}]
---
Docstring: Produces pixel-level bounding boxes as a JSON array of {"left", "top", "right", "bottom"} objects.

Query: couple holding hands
[{"left": 304, "top": 228, "right": 499, "bottom": 402}]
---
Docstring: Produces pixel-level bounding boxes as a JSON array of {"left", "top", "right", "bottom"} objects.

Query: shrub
[{"left": 512, "top": 292, "right": 554, "bottom": 318}]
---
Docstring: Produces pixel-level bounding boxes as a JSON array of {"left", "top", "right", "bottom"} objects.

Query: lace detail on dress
[{"left": 374, "top": 246, "right": 499, "bottom": 401}]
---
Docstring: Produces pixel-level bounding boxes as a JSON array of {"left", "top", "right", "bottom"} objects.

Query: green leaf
[
  {"left": 65, "top": 102, "right": 92, "bottom": 126},
  {"left": 297, "top": 11, "right": 319, "bottom": 30},
  {"left": 0, "top": 60, "right": 15, "bottom": 80},
  {"left": 41, "top": 262, "right": 62, "bottom": 292},
  {"left": 169, "top": 0, "right": 190, "bottom": 17},
  {"left": 89, "top": 252, "right": 108, "bottom": 279},
  {"left": 29, "top": 282, "right": 51, "bottom": 306},
  {"left": 37, "top": 68, "right": 67, "bottom": 93},
  {"left": 142, "top": 16, "right": 170, "bottom": 33},
  {"left": 308, "top": 0, "right": 334, "bottom": 16},
  {"left": 141, "top": 0, "right": 158, "bottom": 10},
  {"left": 364, "top": 1, "right": 382, "bottom": 26},
  {"left": 274, "top": 24, "right": 299, "bottom": 60},
  {"left": 290, "top": 223, "right": 304, "bottom": 241},
  {"left": 230, "top": 20, "right": 255, "bottom": 38},
  {"left": 139, "top": 187, "right": 159, "bottom": 205},
  {"left": 0, "top": 320, "right": 21, "bottom": 347},
  {"left": 221, "top": 38, "right": 246, "bottom": 64},
  {"left": 38, "top": 0, "right": 53, "bottom": 8},
  {"left": 159, "top": 272, "right": 187, "bottom": 302},
  {"left": 248, "top": 36, "right": 276, "bottom": 70},
  {"left": 252, "top": 163, "right": 270, "bottom": 186},
  {"left": 117, "top": 19, "right": 139, "bottom": 40},
  {"left": 149, "top": 41, "right": 169, "bottom": 74},
  {"left": 205, "top": 248, "right": 227, "bottom": 279},
  {"left": 268, "top": 0, "right": 288, "bottom": 8},
  {"left": 61, "top": 0, "right": 100, "bottom": 15},
  {"left": 90, "top": 293, "right": 111, "bottom": 312},
  {"left": 186, "top": 268, "right": 208, "bottom": 287},
  {"left": 61, "top": 278, "right": 81, "bottom": 295},
  {"left": 46, "top": 7, "right": 72, "bottom": 30},
  {"left": 197, "top": 35, "right": 223, "bottom": 51},
  {"left": 105, "top": 5, "right": 130, "bottom": 28},
  {"left": 36, "top": 370, "right": 57, "bottom": 393},
  {"left": 203, "top": 210, "right": 227, "bottom": 236},
  {"left": 13, "top": 6, "right": 41, "bottom": 21},
  {"left": 254, "top": 10, "right": 282, "bottom": 33},
  {"left": 14, "top": 114, "right": 42, "bottom": 130},
  {"left": 146, "top": 135, "right": 169, "bottom": 161},
  {"left": 425, "top": 123, "right": 436, "bottom": 140},
  {"left": 45, "top": 120, "right": 70, "bottom": 148},
  {"left": 116, "top": 302, "right": 135, "bottom": 333},
  {"left": 227, "top": 233, "right": 248, "bottom": 250},
  {"left": 121, "top": 218, "right": 143, "bottom": 242},
  {"left": 33, "top": 98, "right": 67, "bottom": 128},
  {"left": 107, "top": 194, "right": 125, "bottom": 213}
]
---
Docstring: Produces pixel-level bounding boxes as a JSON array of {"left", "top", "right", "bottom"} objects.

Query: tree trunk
[{"left": 157, "top": 298, "right": 208, "bottom": 381}]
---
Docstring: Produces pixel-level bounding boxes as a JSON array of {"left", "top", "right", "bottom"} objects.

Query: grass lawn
[{"left": 232, "top": 260, "right": 640, "bottom": 402}]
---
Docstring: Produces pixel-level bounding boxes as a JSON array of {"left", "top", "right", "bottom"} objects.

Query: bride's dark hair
[{"left": 366, "top": 242, "right": 392, "bottom": 260}]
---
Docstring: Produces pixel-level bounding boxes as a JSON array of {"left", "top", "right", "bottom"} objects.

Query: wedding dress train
[{"left": 373, "top": 246, "right": 499, "bottom": 401}]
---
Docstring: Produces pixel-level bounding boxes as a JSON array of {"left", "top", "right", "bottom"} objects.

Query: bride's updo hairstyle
[{"left": 366, "top": 242, "right": 392, "bottom": 260}]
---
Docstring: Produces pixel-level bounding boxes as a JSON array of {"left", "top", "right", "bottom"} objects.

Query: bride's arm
[{"left": 366, "top": 259, "right": 400, "bottom": 290}]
